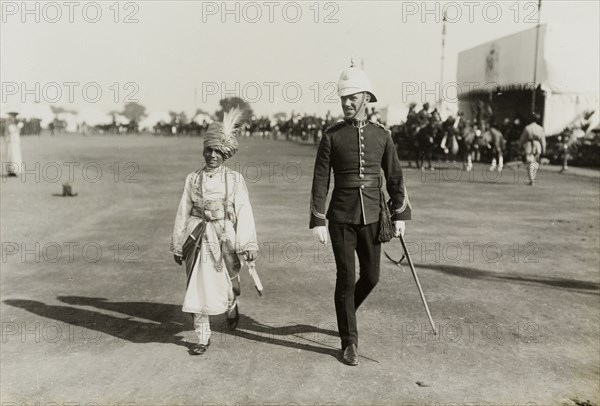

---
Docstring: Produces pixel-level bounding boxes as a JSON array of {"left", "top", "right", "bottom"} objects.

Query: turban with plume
[{"left": 204, "top": 107, "right": 244, "bottom": 160}]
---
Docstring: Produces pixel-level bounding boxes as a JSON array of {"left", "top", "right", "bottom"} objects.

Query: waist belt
[
  {"left": 334, "top": 175, "right": 382, "bottom": 189},
  {"left": 190, "top": 206, "right": 225, "bottom": 221}
]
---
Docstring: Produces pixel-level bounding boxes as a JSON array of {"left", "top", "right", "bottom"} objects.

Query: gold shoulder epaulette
[
  {"left": 324, "top": 120, "right": 346, "bottom": 134},
  {"left": 370, "top": 120, "right": 391, "bottom": 134}
]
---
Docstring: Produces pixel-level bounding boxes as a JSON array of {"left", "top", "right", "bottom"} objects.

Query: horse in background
[
  {"left": 455, "top": 120, "right": 506, "bottom": 172},
  {"left": 413, "top": 110, "right": 443, "bottom": 170},
  {"left": 481, "top": 124, "right": 506, "bottom": 172}
]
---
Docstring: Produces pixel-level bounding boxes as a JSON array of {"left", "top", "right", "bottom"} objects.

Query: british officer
[{"left": 310, "top": 62, "right": 412, "bottom": 366}]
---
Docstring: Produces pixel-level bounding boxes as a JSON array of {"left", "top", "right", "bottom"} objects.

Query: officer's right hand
[
  {"left": 312, "top": 226, "right": 328, "bottom": 245},
  {"left": 174, "top": 255, "right": 183, "bottom": 266},
  {"left": 394, "top": 220, "right": 406, "bottom": 237}
]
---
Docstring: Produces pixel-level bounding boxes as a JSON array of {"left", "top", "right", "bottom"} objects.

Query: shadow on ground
[
  {"left": 3, "top": 296, "right": 340, "bottom": 359},
  {"left": 416, "top": 263, "right": 600, "bottom": 295}
]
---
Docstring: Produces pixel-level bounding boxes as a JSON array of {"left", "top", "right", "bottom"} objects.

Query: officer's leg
[
  {"left": 354, "top": 222, "right": 381, "bottom": 310},
  {"left": 329, "top": 222, "right": 359, "bottom": 349}
]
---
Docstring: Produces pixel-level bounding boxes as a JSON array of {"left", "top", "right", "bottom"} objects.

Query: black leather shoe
[
  {"left": 190, "top": 339, "right": 211, "bottom": 356},
  {"left": 226, "top": 304, "right": 240, "bottom": 331},
  {"left": 342, "top": 344, "right": 359, "bottom": 366}
]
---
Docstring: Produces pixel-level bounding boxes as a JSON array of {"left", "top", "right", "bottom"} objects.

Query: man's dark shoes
[
  {"left": 190, "top": 339, "right": 211, "bottom": 356},
  {"left": 342, "top": 344, "right": 359, "bottom": 366},
  {"left": 226, "top": 303, "right": 240, "bottom": 331}
]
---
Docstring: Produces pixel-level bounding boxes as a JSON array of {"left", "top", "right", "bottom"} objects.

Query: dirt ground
[{"left": 1, "top": 134, "right": 598, "bottom": 406}]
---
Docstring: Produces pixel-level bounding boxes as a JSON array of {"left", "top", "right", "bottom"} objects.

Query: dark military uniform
[
  {"left": 416, "top": 108, "right": 431, "bottom": 129},
  {"left": 406, "top": 109, "right": 418, "bottom": 133},
  {"left": 309, "top": 119, "right": 411, "bottom": 349}
]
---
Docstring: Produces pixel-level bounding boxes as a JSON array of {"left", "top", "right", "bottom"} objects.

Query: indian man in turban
[{"left": 170, "top": 108, "right": 258, "bottom": 355}]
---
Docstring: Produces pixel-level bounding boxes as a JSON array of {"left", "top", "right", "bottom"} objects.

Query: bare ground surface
[{"left": 1, "top": 134, "right": 599, "bottom": 406}]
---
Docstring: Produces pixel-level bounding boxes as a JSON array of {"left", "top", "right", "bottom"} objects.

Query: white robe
[
  {"left": 170, "top": 166, "right": 257, "bottom": 315},
  {"left": 1, "top": 123, "right": 23, "bottom": 175}
]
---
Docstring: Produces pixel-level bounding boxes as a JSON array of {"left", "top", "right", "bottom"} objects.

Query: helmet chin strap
[{"left": 348, "top": 92, "right": 369, "bottom": 122}]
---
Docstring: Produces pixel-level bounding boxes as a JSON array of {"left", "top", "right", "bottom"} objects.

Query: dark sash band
[{"left": 334, "top": 175, "right": 382, "bottom": 189}]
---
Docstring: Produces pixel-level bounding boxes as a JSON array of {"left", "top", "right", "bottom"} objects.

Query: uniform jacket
[
  {"left": 406, "top": 110, "right": 418, "bottom": 130},
  {"left": 417, "top": 109, "right": 431, "bottom": 128},
  {"left": 309, "top": 119, "right": 411, "bottom": 227}
]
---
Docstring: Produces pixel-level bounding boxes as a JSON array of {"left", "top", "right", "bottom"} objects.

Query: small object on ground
[
  {"left": 416, "top": 381, "right": 430, "bottom": 387},
  {"left": 62, "top": 183, "right": 78, "bottom": 197},
  {"left": 567, "top": 398, "right": 596, "bottom": 406}
]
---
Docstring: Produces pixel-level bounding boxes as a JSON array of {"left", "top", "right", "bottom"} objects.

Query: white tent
[
  {"left": 192, "top": 112, "right": 213, "bottom": 125},
  {"left": 138, "top": 111, "right": 172, "bottom": 130},
  {"left": 57, "top": 112, "right": 79, "bottom": 133},
  {"left": 115, "top": 115, "right": 130, "bottom": 126},
  {"left": 457, "top": 23, "right": 600, "bottom": 134},
  {"left": 19, "top": 103, "right": 55, "bottom": 127},
  {"left": 77, "top": 108, "right": 113, "bottom": 126}
]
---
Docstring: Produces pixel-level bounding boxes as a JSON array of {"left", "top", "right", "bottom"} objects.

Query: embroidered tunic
[{"left": 170, "top": 166, "right": 257, "bottom": 315}]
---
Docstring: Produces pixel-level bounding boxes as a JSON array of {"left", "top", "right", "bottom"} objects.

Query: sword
[
  {"left": 384, "top": 235, "right": 437, "bottom": 335},
  {"left": 247, "top": 262, "right": 263, "bottom": 297}
]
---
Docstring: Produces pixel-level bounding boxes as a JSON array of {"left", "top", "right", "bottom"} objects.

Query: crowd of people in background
[
  {"left": 389, "top": 101, "right": 598, "bottom": 172},
  {"left": 1, "top": 102, "right": 598, "bottom": 173}
]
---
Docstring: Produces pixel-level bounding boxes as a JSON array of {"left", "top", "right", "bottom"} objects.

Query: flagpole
[
  {"left": 440, "top": 11, "right": 447, "bottom": 112},
  {"left": 531, "top": 0, "right": 542, "bottom": 113},
  {"left": 441, "top": 11, "right": 446, "bottom": 90}
]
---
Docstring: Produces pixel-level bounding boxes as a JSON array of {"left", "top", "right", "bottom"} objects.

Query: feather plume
[
  {"left": 203, "top": 107, "right": 244, "bottom": 159},
  {"left": 221, "top": 107, "right": 244, "bottom": 138}
]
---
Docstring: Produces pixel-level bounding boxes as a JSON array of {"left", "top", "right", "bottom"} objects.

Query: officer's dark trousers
[{"left": 328, "top": 221, "right": 381, "bottom": 349}]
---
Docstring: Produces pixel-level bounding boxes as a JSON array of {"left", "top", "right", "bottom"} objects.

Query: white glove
[
  {"left": 394, "top": 220, "right": 405, "bottom": 237},
  {"left": 312, "top": 226, "right": 328, "bottom": 244}
]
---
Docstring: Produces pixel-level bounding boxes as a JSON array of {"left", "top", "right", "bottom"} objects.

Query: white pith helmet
[{"left": 337, "top": 58, "right": 377, "bottom": 102}]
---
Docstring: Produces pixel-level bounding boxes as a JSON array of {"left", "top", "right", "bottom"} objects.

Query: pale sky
[{"left": 1, "top": 0, "right": 599, "bottom": 117}]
